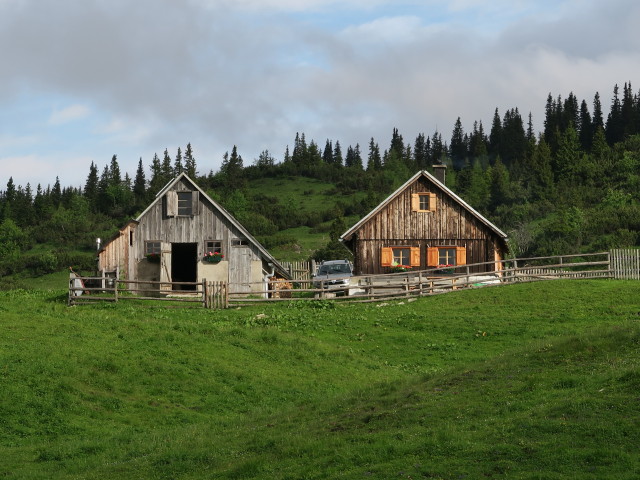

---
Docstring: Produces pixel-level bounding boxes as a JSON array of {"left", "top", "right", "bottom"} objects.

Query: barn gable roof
[
  {"left": 340, "top": 170, "right": 508, "bottom": 242},
  {"left": 135, "top": 172, "right": 290, "bottom": 278}
]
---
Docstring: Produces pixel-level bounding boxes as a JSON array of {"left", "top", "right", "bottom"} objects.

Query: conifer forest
[{"left": 2, "top": 83, "right": 640, "bottom": 281}]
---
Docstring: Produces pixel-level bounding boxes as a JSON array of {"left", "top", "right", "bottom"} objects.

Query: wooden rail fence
[
  {"left": 69, "top": 250, "right": 639, "bottom": 308},
  {"left": 611, "top": 248, "right": 640, "bottom": 280}
]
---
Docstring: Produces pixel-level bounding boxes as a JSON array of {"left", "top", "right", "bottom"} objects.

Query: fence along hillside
[
  {"left": 611, "top": 248, "right": 640, "bottom": 280},
  {"left": 67, "top": 251, "right": 640, "bottom": 308}
]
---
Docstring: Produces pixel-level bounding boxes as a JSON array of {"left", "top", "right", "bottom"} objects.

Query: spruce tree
[
  {"left": 109, "top": 155, "right": 121, "bottom": 186},
  {"left": 174, "top": 147, "right": 183, "bottom": 175},
  {"left": 184, "top": 143, "right": 197, "bottom": 178},
  {"left": 578, "top": 100, "right": 593, "bottom": 151},
  {"left": 333, "top": 140, "right": 343, "bottom": 167},
  {"left": 322, "top": 140, "right": 333, "bottom": 164},
  {"left": 133, "top": 158, "right": 146, "bottom": 205},
  {"left": 489, "top": 108, "right": 502, "bottom": 159},
  {"left": 592, "top": 92, "right": 605, "bottom": 132},
  {"left": 414, "top": 133, "right": 428, "bottom": 169},
  {"left": 366, "top": 138, "right": 382, "bottom": 170},
  {"left": 450, "top": 117, "right": 467, "bottom": 168},
  {"left": 162, "top": 149, "right": 173, "bottom": 181},
  {"left": 84, "top": 162, "right": 99, "bottom": 211},
  {"left": 605, "top": 84, "right": 623, "bottom": 145}
]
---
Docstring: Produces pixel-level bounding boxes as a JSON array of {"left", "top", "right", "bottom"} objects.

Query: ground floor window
[
  {"left": 393, "top": 248, "right": 411, "bottom": 266},
  {"left": 427, "top": 246, "right": 467, "bottom": 267},
  {"left": 145, "top": 241, "right": 161, "bottom": 255},
  {"left": 145, "top": 241, "right": 161, "bottom": 262},
  {"left": 381, "top": 246, "right": 421, "bottom": 267},
  {"left": 205, "top": 240, "right": 222, "bottom": 254}
]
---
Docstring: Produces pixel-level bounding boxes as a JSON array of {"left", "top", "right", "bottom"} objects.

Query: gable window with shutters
[
  {"left": 166, "top": 190, "right": 199, "bottom": 217},
  {"left": 411, "top": 192, "right": 436, "bottom": 212},
  {"left": 177, "top": 192, "right": 192, "bottom": 216},
  {"left": 381, "top": 246, "right": 421, "bottom": 269}
]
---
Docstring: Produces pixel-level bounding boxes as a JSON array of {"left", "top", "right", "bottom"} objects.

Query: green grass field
[{"left": 1, "top": 279, "right": 639, "bottom": 479}]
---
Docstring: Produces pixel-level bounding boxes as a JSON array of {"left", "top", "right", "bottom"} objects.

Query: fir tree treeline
[{"left": 2, "top": 83, "right": 640, "bottom": 279}]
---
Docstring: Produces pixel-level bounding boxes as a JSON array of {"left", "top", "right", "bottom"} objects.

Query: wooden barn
[
  {"left": 340, "top": 168, "right": 508, "bottom": 275},
  {"left": 98, "top": 173, "right": 289, "bottom": 294}
]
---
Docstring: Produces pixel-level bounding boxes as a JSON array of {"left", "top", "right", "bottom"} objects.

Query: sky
[{"left": 1, "top": 0, "right": 640, "bottom": 190}]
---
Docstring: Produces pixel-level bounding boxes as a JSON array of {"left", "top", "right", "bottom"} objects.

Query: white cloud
[
  {"left": 48, "top": 104, "right": 90, "bottom": 126},
  {"left": 1, "top": 0, "right": 640, "bottom": 188}
]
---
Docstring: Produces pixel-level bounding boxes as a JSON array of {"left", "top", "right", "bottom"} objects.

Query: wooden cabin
[
  {"left": 340, "top": 168, "right": 508, "bottom": 275},
  {"left": 98, "top": 173, "right": 289, "bottom": 294}
]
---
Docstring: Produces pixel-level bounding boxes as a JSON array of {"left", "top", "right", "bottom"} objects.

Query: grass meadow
[{"left": 1, "top": 278, "right": 639, "bottom": 479}]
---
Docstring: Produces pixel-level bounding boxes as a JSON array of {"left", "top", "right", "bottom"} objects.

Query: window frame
[
  {"left": 231, "top": 239, "right": 249, "bottom": 247},
  {"left": 381, "top": 246, "right": 421, "bottom": 267},
  {"left": 205, "top": 240, "right": 223, "bottom": 255},
  {"left": 411, "top": 192, "right": 436, "bottom": 212},
  {"left": 427, "top": 246, "right": 467, "bottom": 267},
  {"left": 145, "top": 241, "right": 161, "bottom": 256},
  {"left": 177, "top": 191, "right": 193, "bottom": 216}
]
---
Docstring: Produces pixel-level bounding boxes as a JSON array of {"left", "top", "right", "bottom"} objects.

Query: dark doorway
[{"left": 171, "top": 243, "right": 198, "bottom": 290}]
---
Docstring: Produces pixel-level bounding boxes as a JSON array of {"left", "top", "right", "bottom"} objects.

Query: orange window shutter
[
  {"left": 429, "top": 193, "right": 437, "bottom": 211},
  {"left": 410, "top": 247, "right": 421, "bottom": 267},
  {"left": 411, "top": 193, "right": 420, "bottom": 211},
  {"left": 381, "top": 247, "right": 393, "bottom": 267},
  {"left": 427, "top": 247, "right": 439, "bottom": 267},
  {"left": 456, "top": 246, "right": 467, "bottom": 265}
]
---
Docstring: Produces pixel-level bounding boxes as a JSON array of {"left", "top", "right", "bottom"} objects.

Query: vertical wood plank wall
[{"left": 350, "top": 176, "right": 505, "bottom": 275}]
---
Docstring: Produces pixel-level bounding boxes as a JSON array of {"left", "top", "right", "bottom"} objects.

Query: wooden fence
[
  {"left": 279, "top": 260, "right": 316, "bottom": 281},
  {"left": 228, "top": 252, "right": 614, "bottom": 306},
  {"left": 611, "top": 248, "right": 640, "bottom": 280},
  {"left": 68, "top": 271, "right": 228, "bottom": 308},
  {"left": 70, "top": 250, "right": 640, "bottom": 308}
]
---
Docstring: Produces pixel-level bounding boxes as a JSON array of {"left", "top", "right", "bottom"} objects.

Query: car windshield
[{"left": 318, "top": 264, "right": 351, "bottom": 275}]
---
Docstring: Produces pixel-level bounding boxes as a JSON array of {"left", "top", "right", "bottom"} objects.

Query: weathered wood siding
[
  {"left": 350, "top": 176, "right": 504, "bottom": 275},
  {"left": 98, "top": 222, "right": 136, "bottom": 278}
]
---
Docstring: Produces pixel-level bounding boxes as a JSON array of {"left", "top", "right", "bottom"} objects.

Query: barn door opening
[{"left": 171, "top": 243, "right": 198, "bottom": 290}]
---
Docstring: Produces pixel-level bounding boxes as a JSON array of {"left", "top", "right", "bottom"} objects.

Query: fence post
[
  {"left": 114, "top": 269, "right": 119, "bottom": 303},
  {"left": 202, "top": 279, "right": 208, "bottom": 308}
]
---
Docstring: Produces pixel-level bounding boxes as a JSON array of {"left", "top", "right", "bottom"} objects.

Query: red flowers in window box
[{"left": 204, "top": 251, "right": 224, "bottom": 263}]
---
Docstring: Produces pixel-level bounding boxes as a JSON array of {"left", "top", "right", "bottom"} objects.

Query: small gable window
[
  {"left": 411, "top": 192, "right": 436, "bottom": 212},
  {"left": 166, "top": 190, "right": 199, "bottom": 217},
  {"left": 177, "top": 192, "right": 192, "bottom": 216}
]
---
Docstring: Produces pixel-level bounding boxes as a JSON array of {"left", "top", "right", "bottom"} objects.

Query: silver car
[{"left": 312, "top": 260, "right": 353, "bottom": 292}]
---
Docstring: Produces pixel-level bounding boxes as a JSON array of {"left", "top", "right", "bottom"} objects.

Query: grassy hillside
[{"left": 1, "top": 279, "right": 639, "bottom": 479}]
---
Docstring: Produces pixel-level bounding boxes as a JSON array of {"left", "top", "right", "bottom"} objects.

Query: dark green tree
[
  {"left": 322, "top": 140, "right": 333, "bottom": 164},
  {"left": 133, "top": 158, "right": 147, "bottom": 206},
  {"left": 333, "top": 140, "right": 343, "bottom": 167},
  {"left": 367, "top": 138, "right": 382, "bottom": 170},
  {"left": 174, "top": 147, "right": 183, "bottom": 175},
  {"left": 184, "top": 143, "right": 197, "bottom": 178},
  {"left": 450, "top": 117, "right": 467, "bottom": 168}
]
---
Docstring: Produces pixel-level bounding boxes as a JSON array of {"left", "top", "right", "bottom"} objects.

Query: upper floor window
[
  {"left": 177, "top": 192, "right": 192, "bottom": 216},
  {"left": 166, "top": 190, "right": 199, "bottom": 217},
  {"left": 231, "top": 239, "right": 249, "bottom": 247},
  {"left": 412, "top": 192, "right": 436, "bottom": 212}
]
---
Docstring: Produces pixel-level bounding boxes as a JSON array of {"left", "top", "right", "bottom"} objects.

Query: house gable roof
[
  {"left": 340, "top": 170, "right": 508, "bottom": 242},
  {"left": 135, "top": 173, "right": 290, "bottom": 278}
]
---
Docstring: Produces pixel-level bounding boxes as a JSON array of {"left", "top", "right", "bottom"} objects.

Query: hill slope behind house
[{"left": 1, "top": 280, "right": 639, "bottom": 478}]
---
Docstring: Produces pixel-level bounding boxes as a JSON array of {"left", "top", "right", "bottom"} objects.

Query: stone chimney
[{"left": 432, "top": 164, "right": 447, "bottom": 185}]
